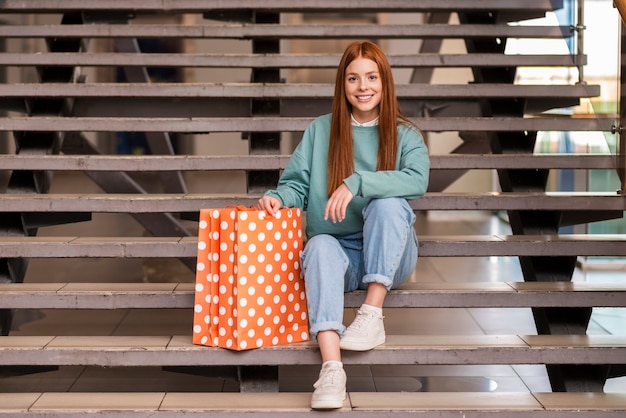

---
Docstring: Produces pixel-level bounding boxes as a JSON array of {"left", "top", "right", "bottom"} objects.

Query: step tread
[
  {"left": 0, "top": 116, "right": 613, "bottom": 133},
  {"left": 0, "top": 53, "right": 586, "bottom": 68},
  {"left": 2, "top": 391, "right": 626, "bottom": 414},
  {"left": 0, "top": 282, "right": 624, "bottom": 309},
  {"left": 1, "top": 192, "right": 623, "bottom": 212},
  {"left": 0, "top": 83, "right": 600, "bottom": 98},
  {"left": 1, "top": 234, "right": 625, "bottom": 258},
  {"left": 0, "top": 23, "right": 573, "bottom": 39},
  {"left": 0, "top": 334, "right": 624, "bottom": 366},
  {"left": 0, "top": 154, "right": 616, "bottom": 171},
  {"left": 0, "top": 0, "right": 560, "bottom": 13}
]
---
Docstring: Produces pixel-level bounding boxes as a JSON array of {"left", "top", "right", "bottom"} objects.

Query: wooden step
[
  {"left": 0, "top": 0, "right": 560, "bottom": 14},
  {"left": 0, "top": 83, "right": 600, "bottom": 99},
  {"left": 0, "top": 53, "right": 586, "bottom": 68},
  {"left": 0, "top": 235, "right": 624, "bottom": 258},
  {"left": 0, "top": 24, "right": 573, "bottom": 40},
  {"left": 0, "top": 334, "right": 624, "bottom": 367},
  {"left": 0, "top": 192, "right": 623, "bottom": 213},
  {"left": 1, "top": 83, "right": 598, "bottom": 117},
  {"left": 3, "top": 96, "right": 588, "bottom": 119},
  {"left": 1, "top": 282, "right": 624, "bottom": 310},
  {"left": 0, "top": 154, "right": 616, "bottom": 172},
  {"left": 0, "top": 116, "right": 612, "bottom": 133},
  {"left": 428, "top": 154, "right": 616, "bottom": 170},
  {"left": 1, "top": 392, "right": 625, "bottom": 416}
]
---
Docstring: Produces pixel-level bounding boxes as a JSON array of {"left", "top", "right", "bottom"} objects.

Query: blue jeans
[{"left": 301, "top": 198, "right": 418, "bottom": 338}]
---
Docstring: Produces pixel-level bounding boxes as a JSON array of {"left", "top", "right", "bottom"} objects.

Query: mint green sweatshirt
[{"left": 265, "top": 114, "right": 430, "bottom": 239}]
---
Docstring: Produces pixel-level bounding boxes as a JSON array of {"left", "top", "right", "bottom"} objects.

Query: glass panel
[
  {"left": 554, "top": 0, "right": 577, "bottom": 55},
  {"left": 585, "top": 0, "right": 620, "bottom": 152},
  {"left": 585, "top": 1, "right": 624, "bottom": 239},
  {"left": 583, "top": 0, "right": 624, "bottom": 266}
]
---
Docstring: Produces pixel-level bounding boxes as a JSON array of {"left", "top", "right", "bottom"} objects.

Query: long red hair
[{"left": 327, "top": 41, "right": 412, "bottom": 195}]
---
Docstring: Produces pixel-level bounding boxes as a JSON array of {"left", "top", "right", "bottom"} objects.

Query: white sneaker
[
  {"left": 311, "top": 362, "right": 346, "bottom": 410},
  {"left": 339, "top": 305, "right": 385, "bottom": 351}
]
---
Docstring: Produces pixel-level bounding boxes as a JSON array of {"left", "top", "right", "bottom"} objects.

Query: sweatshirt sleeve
[
  {"left": 263, "top": 127, "right": 314, "bottom": 210},
  {"left": 344, "top": 124, "right": 430, "bottom": 200}
]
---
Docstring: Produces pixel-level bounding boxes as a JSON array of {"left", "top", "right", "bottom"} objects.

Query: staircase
[{"left": 1, "top": 0, "right": 625, "bottom": 415}]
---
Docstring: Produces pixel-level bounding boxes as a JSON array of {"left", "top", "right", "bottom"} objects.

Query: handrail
[{"left": 576, "top": 0, "right": 585, "bottom": 84}]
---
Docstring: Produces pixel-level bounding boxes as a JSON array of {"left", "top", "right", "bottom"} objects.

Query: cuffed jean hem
[
  {"left": 309, "top": 321, "right": 346, "bottom": 341},
  {"left": 362, "top": 273, "right": 394, "bottom": 292}
]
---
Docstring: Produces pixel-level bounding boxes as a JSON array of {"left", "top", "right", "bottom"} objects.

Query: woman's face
[{"left": 344, "top": 56, "right": 382, "bottom": 123}]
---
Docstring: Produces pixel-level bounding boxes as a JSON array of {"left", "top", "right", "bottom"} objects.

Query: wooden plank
[
  {"left": 1, "top": 282, "right": 625, "bottom": 309},
  {"left": 0, "top": 154, "right": 615, "bottom": 172},
  {"left": 3, "top": 391, "right": 626, "bottom": 416},
  {"left": 352, "top": 392, "right": 626, "bottom": 414},
  {"left": 6, "top": 97, "right": 584, "bottom": 119},
  {"left": 0, "top": 116, "right": 613, "bottom": 133},
  {"left": 0, "top": 283, "right": 186, "bottom": 309},
  {"left": 0, "top": 53, "right": 585, "bottom": 68},
  {"left": 428, "top": 154, "right": 616, "bottom": 170},
  {"left": 0, "top": 235, "right": 624, "bottom": 258},
  {"left": 29, "top": 392, "right": 168, "bottom": 415},
  {"left": 349, "top": 282, "right": 626, "bottom": 308},
  {"left": 0, "top": 236, "right": 191, "bottom": 258},
  {"left": 0, "top": 0, "right": 560, "bottom": 13},
  {"left": 0, "top": 334, "right": 622, "bottom": 367},
  {"left": 420, "top": 234, "right": 626, "bottom": 257},
  {"left": 534, "top": 392, "right": 626, "bottom": 413},
  {"left": 0, "top": 154, "right": 290, "bottom": 171},
  {"left": 0, "top": 24, "right": 571, "bottom": 40},
  {"left": 0, "top": 192, "right": 623, "bottom": 213},
  {"left": 0, "top": 83, "right": 601, "bottom": 99},
  {"left": 410, "top": 192, "right": 626, "bottom": 211}
]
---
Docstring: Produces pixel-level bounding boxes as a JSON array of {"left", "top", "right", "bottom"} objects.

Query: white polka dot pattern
[{"left": 193, "top": 207, "right": 308, "bottom": 350}]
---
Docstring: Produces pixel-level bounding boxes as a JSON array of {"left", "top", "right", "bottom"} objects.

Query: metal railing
[{"left": 616, "top": 0, "right": 626, "bottom": 191}]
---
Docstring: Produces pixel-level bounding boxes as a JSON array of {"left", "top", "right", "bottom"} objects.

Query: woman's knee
[
  {"left": 303, "top": 234, "right": 339, "bottom": 260},
  {"left": 364, "top": 197, "right": 414, "bottom": 220},
  {"left": 302, "top": 234, "right": 349, "bottom": 273}
]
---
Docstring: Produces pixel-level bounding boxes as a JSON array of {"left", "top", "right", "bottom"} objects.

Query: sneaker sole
[
  {"left": 311, "top": 394, "right": 346, "bottom": 410},
  {"left": 339, "top": 335, "right": 385, "bottom": 351}
]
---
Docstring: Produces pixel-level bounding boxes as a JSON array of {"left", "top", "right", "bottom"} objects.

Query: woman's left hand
[{"left": 324, "top": 183, "right": 354, "bottom": 223}]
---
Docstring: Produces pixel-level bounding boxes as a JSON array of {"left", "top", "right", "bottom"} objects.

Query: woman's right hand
[{"left": 257, "top": 196, "right": 282, "bottom": 216}]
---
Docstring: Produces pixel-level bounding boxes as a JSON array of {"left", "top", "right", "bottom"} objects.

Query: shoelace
[
  {"left": 314, "top": 366, "right": 343, "bottom": 388},
  {"left": 349, "top": 309, "right": 382, "bottom": 331}
]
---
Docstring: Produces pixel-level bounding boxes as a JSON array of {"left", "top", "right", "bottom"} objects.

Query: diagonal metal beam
[
  {"left": 62, "top": 133, "right": 195, "bottom": 271},
  {"left": 114, "top": 37, "right": 188, "bottom": 194}
]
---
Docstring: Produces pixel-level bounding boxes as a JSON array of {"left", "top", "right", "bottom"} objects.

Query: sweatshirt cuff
[
  {"left": 343, "top": 173, "right": 362, "bottom": 197},
  {"left": 264, "top": 190, "right": 286, "bottom": 207}
]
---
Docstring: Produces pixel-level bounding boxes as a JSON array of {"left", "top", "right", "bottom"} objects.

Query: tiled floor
[{"left": 2, "top": 172, "right": 625, "bottom": 394}]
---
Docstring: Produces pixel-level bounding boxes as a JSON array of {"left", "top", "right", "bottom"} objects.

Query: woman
[{"left": 258, "top": 41, "right": 430, "bottom": 409}]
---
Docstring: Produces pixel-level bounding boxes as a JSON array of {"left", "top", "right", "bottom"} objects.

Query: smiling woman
[{"left": 258, "top": 41, "right": 430, "bottom": 410}]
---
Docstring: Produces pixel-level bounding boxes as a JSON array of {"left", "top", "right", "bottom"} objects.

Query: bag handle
[{"left": 225, "top": 205, "right": 256, "bottom": 211}]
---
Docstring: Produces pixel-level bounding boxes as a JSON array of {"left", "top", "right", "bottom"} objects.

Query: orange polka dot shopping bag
[{"left": 193, "top": 206, "right": 309, "bottom": 350}]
